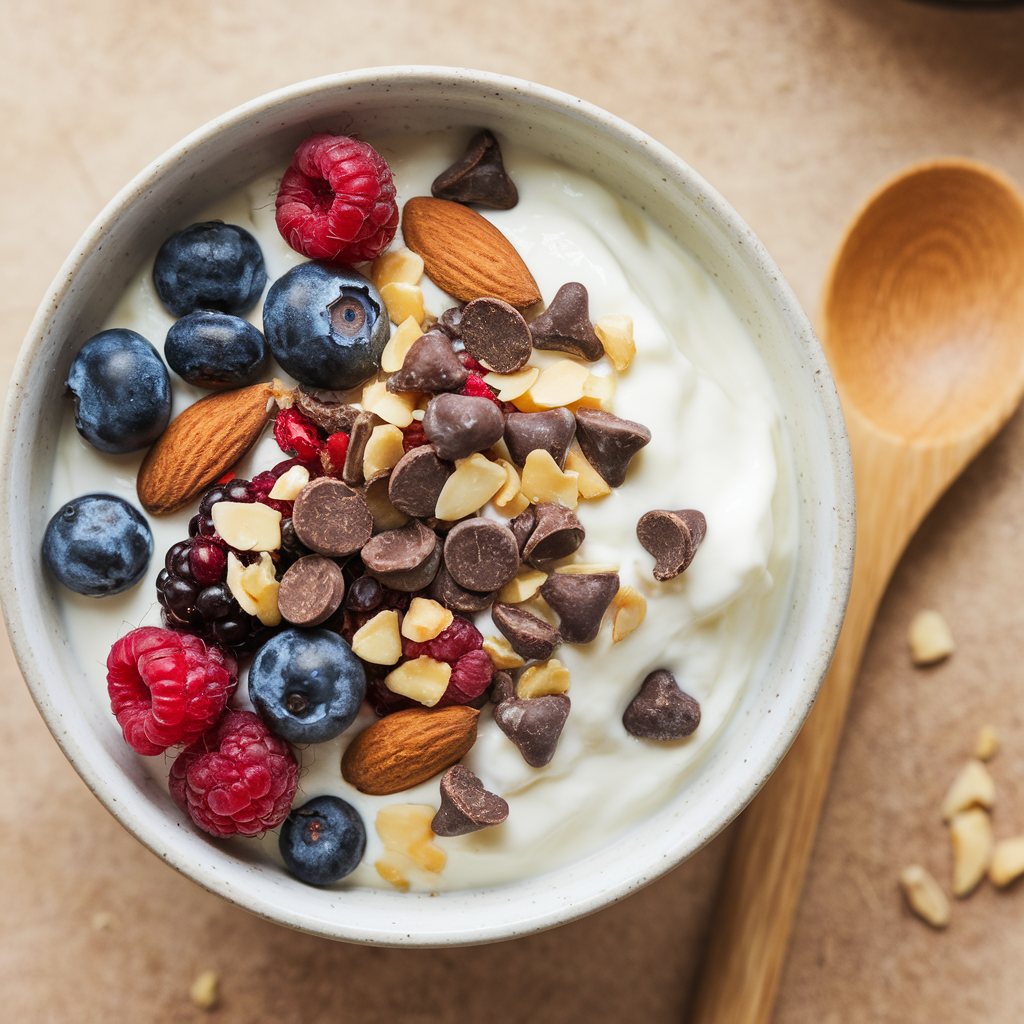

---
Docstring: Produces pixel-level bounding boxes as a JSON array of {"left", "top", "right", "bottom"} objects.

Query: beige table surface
[{"left": 4, "top": 1, "right": 1024, "bottom": 1020}]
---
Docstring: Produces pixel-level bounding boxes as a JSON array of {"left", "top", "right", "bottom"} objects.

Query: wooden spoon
[{"left": 691, "top": 159, "right": 1024, "bottom": 1024}]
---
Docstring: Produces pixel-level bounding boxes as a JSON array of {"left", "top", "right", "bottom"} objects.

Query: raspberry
[
  {"left": 250, "top": 470, "right": 278, "bottom": 497},
  {"left": 169, "top": 710, "right": 298, "bottom": 839},
  {"left": 323, "top": 431, "right": 350, "bottom": 475},
  {"left": 275, "top": 133, "right": 399, "bottom": 263},
  {"left": 401, "top": 421, "right": 429, "bottom": 453},
  {"left": 440, "top": 649, "right": 494, "bottom": 706},
  {"left": 274, "top": 408, "right": 324, "bottom": 461},
  {"left": 106, "top": 627, "right": 237, "bottom": 755},
  {"left": 428, "top": 616, "right": 483, "bottom": 662},
  {"left": 460, "top": 374, "right": 503, "bottom": 407}
]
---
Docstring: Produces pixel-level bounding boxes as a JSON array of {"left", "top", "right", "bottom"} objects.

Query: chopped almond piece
[
  {"left": 380, "top": 316, "right": 423, "bottom": 372},
  {"left": 401, "top": 598, "right": 454, "bottom": 643},
  {"left": 352, "top": 609, "right": 403, "bottom": 665}
]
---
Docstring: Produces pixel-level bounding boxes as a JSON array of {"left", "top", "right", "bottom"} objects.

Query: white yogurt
[{"left": 49, "top": 133, "right": 795, "bottom": 892}]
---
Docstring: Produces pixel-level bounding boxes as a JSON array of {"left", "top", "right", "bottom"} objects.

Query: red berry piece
[
  {"left": 106, "top": 626, "right": 237, "bottom": 755},
  {"left": 250, "top": 470, "right": 278, "bottom": 497},
  {"left": 401, "top": 421, "right": 430, "bottom": 453},
  {"left": 169, "top": 710, "right": 298, "bottom": 839},
  {"left": 274, "top": 407, "right": 324, "bottom": 461},
  {"left": 324, "top": 431, "right": 350, "bottom": 475},
  {"left": 440, "top": 649, "right": 494, "bottom": 706},
  {"left": 429, "top": 616, "right": 483, "bottom": 663},
  {"left": 457, "top": 351, "right": 486, "bottom": 373},
  {"left": 275, "top": 133, "right": 399, "bottom": 263},
  {"left": 401, "top": 637, "right": 431, "bottom": 661},
  {"left": 460, "top": 374, "right": 503, "bottom": 407}
]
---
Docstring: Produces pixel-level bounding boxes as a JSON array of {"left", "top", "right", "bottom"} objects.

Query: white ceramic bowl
[{"left": 0, "top": 68, "right": 854, "bottom": 945}]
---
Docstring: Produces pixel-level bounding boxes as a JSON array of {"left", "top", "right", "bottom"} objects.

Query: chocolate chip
[
  {"left": 386, "top": 330, "right": 469, "bottom": 394},
  {"left": 574, "top": 407, "right": 651, "bottom": 488},
  {"left": 459, "top": 297, "right": 532, "bottom": 374},
  {"left": 430, "top": 764, "right": 510, "bottom": 837},
  {"left": 343, "top": 411, "right": 379, "bottom": 487},
  {"left": 292, "top": 477, "right": 373, "bottom": 557},
  {"left": 362, "top": 471, "right": 409, "bottom": 532},
  {"left": 361, "top": 519, "right": 441, "bottom": 592},
  {"left": 443, "top": 517, "right": 521, "bottom": 592},
  {"left": 636, "top": 509, "right": 707, "bottom": 581},
  {"left": 504, "top": 409, "right": 576, "bottom": 469},
  {"left": 540, "top": 571, "right": 619, "bottom": 644},
  {"left": 493, "top": 693, "right": 571, "bottom": 767},
  {"left": 427, "top": 563, "right": 496, "bottom": 614},
  {"left": 622, "top": 669, "right": 701, "bottom": 741},
  {"left": 491, "top": 603, "right": 561, "bottom": 661},
  {"left": 293, "top": 387, "right": 361, "bottom": 434},
  {"left": 529, "top": 282, "right": 603, "bottom": 361},
  {"left": 345, "top": 573, "right": 383, "bottom": 612},
  {"left": 490, "top": 669, "right": 515, "bottom": 704},
  {"left": 438, "top": 306, "right": 463, "bottom": 339},
  {"left": 387, "top": 444, "right": 453, "bottom": 519},
  {"left": 277, "top": 554, "right": 346, "bottom": 627},
  {"left": 422, "top": 393, "right": 505, "bottom": 461},
  {"left": 431, "top": 130, "right": 518, "bottom": 210},
  {"left": 521, "top": 503, "right": 585, "bottom": 566},
  {"left": 508, "top": 505, "right": 536, "bottom": 555}
]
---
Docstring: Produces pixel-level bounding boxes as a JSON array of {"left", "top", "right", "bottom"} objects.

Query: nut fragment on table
[
  {"left": 950, "top": 808, "right": 993, "bottom": 897},
  {"left": 975, "top": 724, "right": 999, "bottom": 761},
  {"left": 189, "top": 969, "right": 219, "bottom": 1010},
  {"left": 941, "top": 759, "right": 996, "bottom": 821},
  {"left": 908, "top": 609, "right": 954, "bottom": 666},
  {"left": 989, "top": 835, "right": 1024, "bottom": 887},
  {"left": 899, "top": 865, "right": 951, "bottom": 928}
]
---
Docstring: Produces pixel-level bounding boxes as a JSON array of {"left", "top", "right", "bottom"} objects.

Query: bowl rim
[{"left": 0, "top": 65, "right": 855, "bottom": 945}]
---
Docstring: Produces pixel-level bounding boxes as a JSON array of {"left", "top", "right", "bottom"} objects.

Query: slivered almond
[
  {"left": 137, "top": 383, "right": 273, "bottom": 514},
  {"left": 402, "top": 197, "right": 541, "bottom": 308},
  {"left": 341, "top": 706, "right": 480, "bottom": 795}
]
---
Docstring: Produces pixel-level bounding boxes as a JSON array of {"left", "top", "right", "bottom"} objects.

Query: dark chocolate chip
[
  {"left": 574, "top": 407, "right": 651, "bottom": 488},
  {"left": 422, "top": 393, "right": 505, "bottom": 461},
  {"left": 443, "top": 517, "right": 521, "bottom": 592},
  {"left": 521, "top": 503, "right": 585, "bottom": 566},
  {"left": 490, "top": 669, "right": 515, "bottom": 704},
  {"left": 292, "top": 477, "right": 373, "bottom": 557},
  {"left": 430, "top": 130, "right": 519, "bottom": 210},
  {"left": 508, "top": 505, "right": 536, "bottom": 555},
  {"left": 459, "top": 297, "right": 532, "bottom": 374},
  {"left": 361, "top": 519, "right": 441, "bottom": 592},
  {"left": 493, "top": 693, "right": 571, "bottom": 767},
  {"left": 529, "top": 282, "right": 603, "bottom": 361},
  {"left": 386, "top": 330, "right": 469, "bottom": 394},
  {"left": 491, "top": 603, "right": 561, "bottom": 661},
  {"left": 539, "top": 571, "right": 619, "bottom": 644},
  {"left": 362, "top": 471, "right": 409, "bottom": 533},
  {"left": 427, "top": 563, "right": 496, "bottom": 614},
  {"left": 636, "top": 509, "right": 707, "bottom": 581},
  {"left": 622, "top": 669, "right": 701, "bottom": 741},
  {"left": 430, "top": 764, "right": 510, "bottom": 837},
  {"left": 438, "top": 306, "right": 463, "bottom": 339},
  {"left": 277, "top": 554, "right": 346, "bottom": 627},
  {"left": 504, "top": 409, "right": 576, "bottom": 469},
  {"left": 388, "top": 444, "right": 453, "bottom": 519},
  {"left": 293, "top": 387, "right": 361, "bottom": 434},
  {"left": 345, "top": 574, "right": 383, "bottom": 612},
  {"left": 343, "top": 411, "right": 380, "bottom": 487}
]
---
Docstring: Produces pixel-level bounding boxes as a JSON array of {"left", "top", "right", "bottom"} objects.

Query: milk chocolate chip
[
  {"left": 423, "top": 393, "right": 505, "bottom": 461},
  {"left": 343, "top": 411, "right": 380, "bottom": 488},
  {"left": 623, "top": 669, "right": 701, "bottom": 741},
  {"left": 361, "top": 519, "right": 441, "bottom": 592},
  {"left": 431, "top": 764, "right": 510, "bottom": 837},
  {"left": 438, "top": 306, "right": 463, "bottom": 339},
  {"left": 388, "top": 444, "right": 453, "bottom": 518},
  {"left": 521, "top": 502, "right": 585, "bottom": 566},
  {"left": 574, "top": 407, "right": 651, "bottom": 488},
  {"left": 293, "top": 387, "right": 361, "bottom": 434},
  {"left": 508, "top": 505, "right": 536, "bottom": 555},
  {"left": 386, "top": 330, "right": 469, "bottom": 394},
  {"left": 529, "top": 282, "right": 603, "bottom": 361},
  {"left": 431, "top": 130, "right": 519, "bottom": 210},
  {"left": 540, "top": 571, "right": 619, "bottom": 645},
  {"left": 427, "top": 563, "right": 496, "bottom": 614},
  {"left": 292, "top": 478, "right": 373, "bottom": 557},
  {"left": 277, "top": 554, "right": 346, "bottom": 627},
  {"left": 491, "top": 603, "right": 561, "bottom": 661},
  {"left": 459, "top": 297, "right": 532, "bottom": 373},
  {"left": 636, "top": 509, "right": 707, "bottom": 581},
  {"left": 493, "top": 692, "right": 571, "bottom": 767},
  {"left": 504, "top": 409, "right": 576, "bottom": 469},
  {"left": 443, "top": 517, "right": 521, "bottom": 592}
]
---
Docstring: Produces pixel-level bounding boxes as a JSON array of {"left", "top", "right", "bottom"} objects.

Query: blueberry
[
  {"left": 67, "top": 329, "right": 172, "bottom": 454},
  {"left": 42, "top": 494, "right": 153, "bottom": 597},
  {"left": 248, "top": 628, "right": 366, "bottom": 744},
  {"left": 279, "top": 795, "right": 366, "bottom": 885},
  {"left": 262, "top": 262, "right": 389, "bottom": 390},
  {"left": 153, "top": 221, "right": 267, "bottom": 318},
  {"left": 165, "top": 310, "right": 268, "bottom": 390}
]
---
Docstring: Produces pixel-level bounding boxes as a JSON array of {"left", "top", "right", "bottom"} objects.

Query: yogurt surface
[{"left": 49, "top": 132, "right": 796, "bottom": 892}]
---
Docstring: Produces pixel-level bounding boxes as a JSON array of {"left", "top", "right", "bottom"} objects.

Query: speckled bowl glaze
[{"left": 0, "top": 68, "right": 854, "bottom": 946}]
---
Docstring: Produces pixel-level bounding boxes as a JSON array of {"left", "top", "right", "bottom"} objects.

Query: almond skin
[
  {"left": 402, "top": 197, "right": 541, "bottom": 308},
  {"left": 342, "top": 705, "right": 480, "bottom": 795},
  {"left": 136, "top": 382, "right": 274, "bottom": 515}
]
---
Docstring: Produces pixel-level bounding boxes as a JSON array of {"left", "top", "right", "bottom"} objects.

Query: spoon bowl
[{"left": 694, "top": 159, "right": 1024, "bottom": 1024}]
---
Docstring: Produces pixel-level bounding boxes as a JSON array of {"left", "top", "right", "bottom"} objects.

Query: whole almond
[
  {"left": 341, "top": 705, "right": 480, "bottom": 795},
  {"left": 402, "top": 197, "right": 541, "bottom": 308},
  {"left": 137, "top": 382, "right": 274, "bottom": 515}
]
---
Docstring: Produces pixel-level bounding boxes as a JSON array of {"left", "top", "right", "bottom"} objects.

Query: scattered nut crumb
[
  {"left": 989, "top": 835, "right": 1024, "bottom": 887},
  {"left": 189, "top": 969, "right": 219, "bottom": 1010},
  {"left": 91, "top": 911, "right": 119, "bottom": 931},
  {"left": 950, "top": 808, "right": 993, "bottom": 897},
  {"left": 908, "top": 609, "right": 954, "bottom": 666},
  {"left": 517, "top": 659, "right": 571, "bottom": 698},
  {"left": 899, "top": 864, "right": 950, "bottom": 928},
  {"left": 611, "top": 585, "right": 647, "bottom": 643},
  {"left": 975, "top": 725, "right": 999, "bottom": 761},
  {"left": 482, "top": 634, "right": 525, "bottom": 669},
  {"left": 941, "top": 759, "right": 996, "bottom": 822}
]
